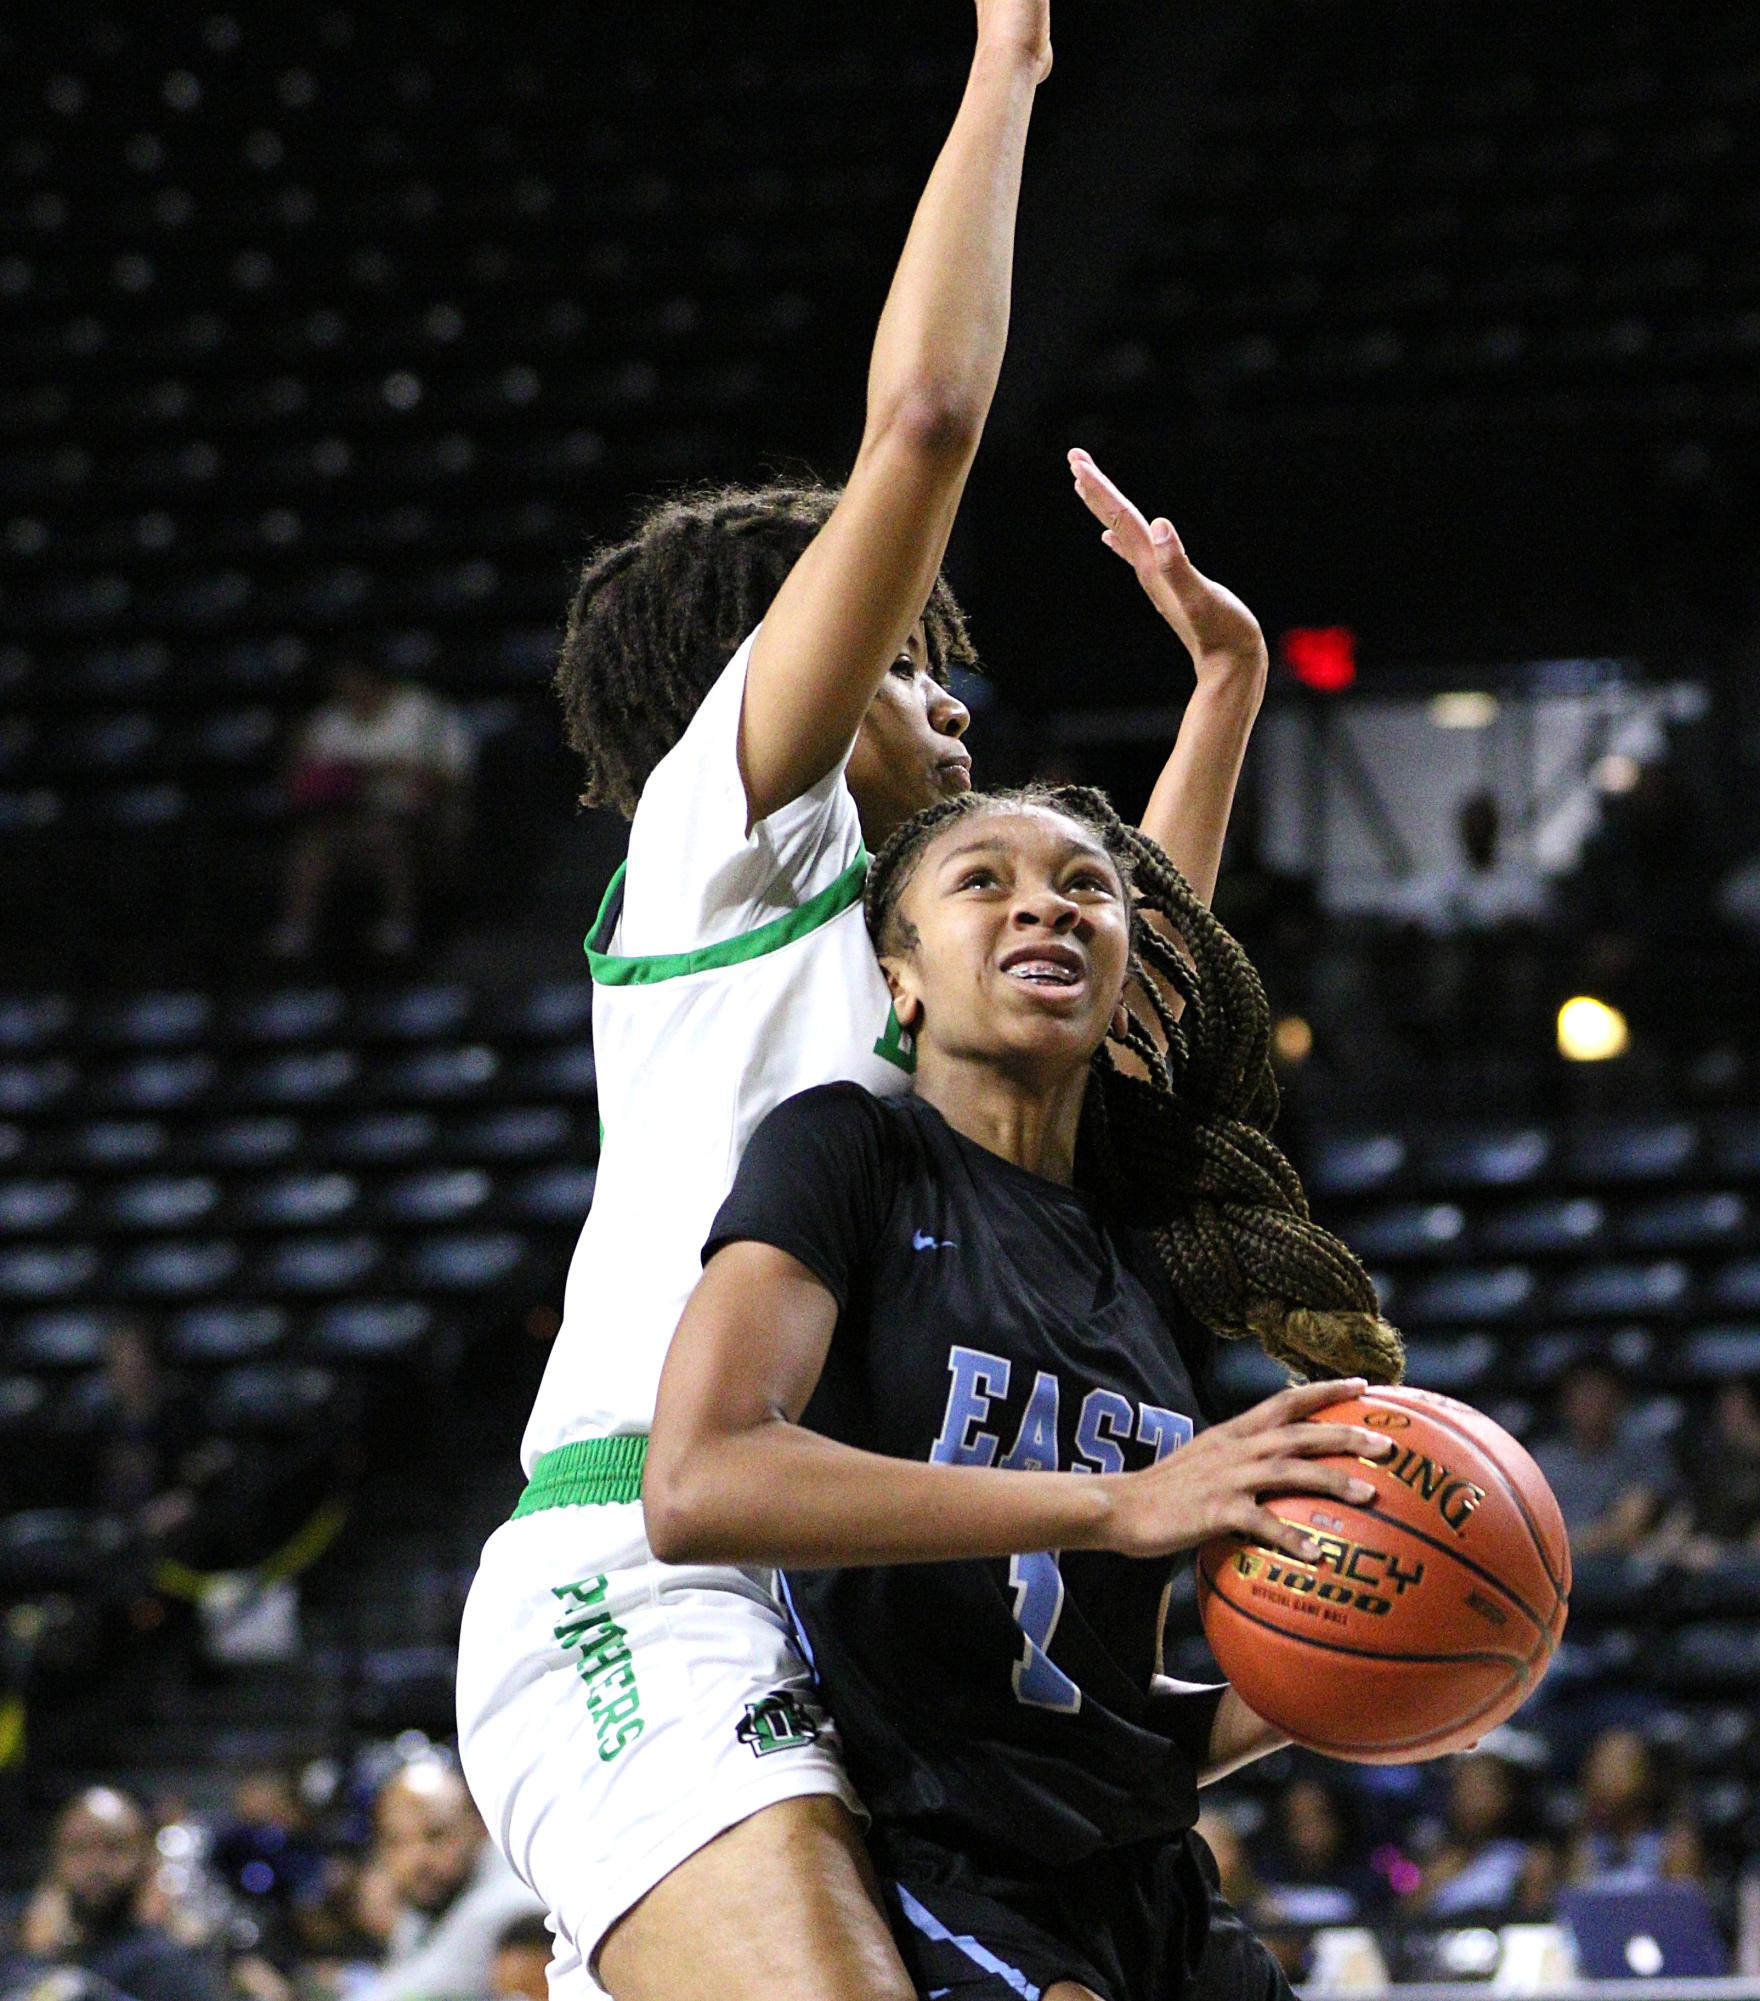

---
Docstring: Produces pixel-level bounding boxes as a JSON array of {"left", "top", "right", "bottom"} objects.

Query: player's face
[
  {"left": 886, "top": 808, "right": 1131, "bottom": 1074},
  {"left": 845, "top": 620, "right": 972, "bottom": 844}
]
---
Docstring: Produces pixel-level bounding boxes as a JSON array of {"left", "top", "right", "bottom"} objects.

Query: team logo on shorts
[{"left": 737, "top": 1692, "right": 821, "bottom": 1758}]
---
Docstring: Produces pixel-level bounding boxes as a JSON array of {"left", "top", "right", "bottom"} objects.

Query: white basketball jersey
[{"left": 520, "top": 629, "right": 913, "bottom": 1466}]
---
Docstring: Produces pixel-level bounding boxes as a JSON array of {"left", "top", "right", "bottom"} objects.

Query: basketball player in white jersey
[{"left": 458, "top": 4, "right": 1272, "bottom": 1994}]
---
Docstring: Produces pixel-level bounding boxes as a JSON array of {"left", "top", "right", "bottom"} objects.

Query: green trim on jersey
[
  {"left": 514, "top": 1435, "right": 648, "bottom": 1515},
  {"left": 584, "top": 848, "right": 871, "bottom": 987}
]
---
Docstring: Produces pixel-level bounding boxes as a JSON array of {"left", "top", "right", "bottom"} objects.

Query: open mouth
[{"left": 999, "top": 940, "right": 1086, "bottom": 989}]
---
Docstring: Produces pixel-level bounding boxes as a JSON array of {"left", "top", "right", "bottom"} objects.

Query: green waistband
[{"left": 513, "top": 1435, "right": 647, "bottom": 1517}]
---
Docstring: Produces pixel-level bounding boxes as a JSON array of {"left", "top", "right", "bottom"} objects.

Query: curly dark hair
[
  {"left": 865, "top": 783, "right": 1405, "bottom": 1386},
  {"left": 554, "top": 479, "right": 978, "bottom": 817}
]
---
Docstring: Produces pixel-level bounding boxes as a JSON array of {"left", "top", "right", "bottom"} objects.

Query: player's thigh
[{"left": 596, "top": 1792, "right": 913, "bottom": 2001}]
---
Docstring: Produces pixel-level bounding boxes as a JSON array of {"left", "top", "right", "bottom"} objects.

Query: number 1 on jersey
[{"left": 1007, "top": 1552, "right": 1081, "bottom": 1713}]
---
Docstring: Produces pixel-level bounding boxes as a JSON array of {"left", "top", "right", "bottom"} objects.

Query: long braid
[{"left": 867, "top": 785, "right": 1403, "bottom": 1385}]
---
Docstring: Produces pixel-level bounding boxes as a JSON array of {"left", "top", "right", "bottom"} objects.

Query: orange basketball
[{"left": 1196, "top": 1385, "right": 1570, "bottom": 1763}]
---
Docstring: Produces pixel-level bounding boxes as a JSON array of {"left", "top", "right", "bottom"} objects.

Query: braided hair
[
  {"left": 554, "top": 480, "right": 978, "bottom": 817},
  {"left": 866, "top": 785, "right": 1405, "bottom": 1386}
]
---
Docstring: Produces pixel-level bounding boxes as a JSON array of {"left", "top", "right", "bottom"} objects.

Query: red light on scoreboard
[{"left": 1279, "top": 626, "right": 1358, "bottom": 691}]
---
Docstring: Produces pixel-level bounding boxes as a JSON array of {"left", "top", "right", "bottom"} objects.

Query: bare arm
[
  {"left": 1068, "top": 449, "right": 1268, "bottom": 907},
  {"left": 647, "top": 1243, "right": 1113, "bottom": 1567},
  {"left": 1150, "top": 1677, "right": 1291, "bottom": 1785},
  {"left": 645, "top": 1240, "right": 1393, "bottom": 1569},
  {"left": 738, "top": 5, "right": 1052, "bottom": 827}
]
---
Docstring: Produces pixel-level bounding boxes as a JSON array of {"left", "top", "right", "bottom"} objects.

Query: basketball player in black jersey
[{"left": 646, "top": 789, "right": 1401, "bottom": 2000}]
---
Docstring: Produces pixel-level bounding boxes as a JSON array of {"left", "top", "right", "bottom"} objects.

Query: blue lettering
[
  {"left": 999, "top": 1370, "right": 1062, "bottom": 1472},
  {"left": 1072, "top": 1388, "right": 1136, "bottom": 1475},
  {"left": 1136, "top": 1404, "right": 1195, "bottom": 1463},
  {"left": 1008, "top": 1552, "right": 1082, "bottom": 1713},
  {"left": 930, "top": 1347, "right": 1011, "bottom": 1466}
]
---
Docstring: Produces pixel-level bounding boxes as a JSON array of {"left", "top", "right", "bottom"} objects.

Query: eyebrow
[{"left": 934, "top": 833, "right": 1116, "bottom": 874}]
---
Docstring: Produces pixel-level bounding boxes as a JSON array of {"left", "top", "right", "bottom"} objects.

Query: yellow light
[
  {"left": 1273, "top": 1014, "right": 1314, "bottom": 1065},
  {"left": 1429, "top": 691, "right": 1500, "bottom": 729},
  {"left": 1557, "top": 996, "right": 1629, "bottom": 1062},
  {"left": 1592, "top": 752, "right": 1642, "bottom": 794}
]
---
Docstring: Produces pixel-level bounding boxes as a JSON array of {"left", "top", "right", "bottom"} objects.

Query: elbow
[
  {"left": 867, "top": 385, "right": 985, "bottom": 465},
  {"left": 642, "top": 1449, "right": 717, "bottom": 1565}
]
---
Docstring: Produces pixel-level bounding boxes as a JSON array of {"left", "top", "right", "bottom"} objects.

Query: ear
[
  {"left": 1110, "top": 999, "right": 1130, "bottom": 1042},
  {"left": 881, "top": 957, "right": 924, "bottom": 1032}
]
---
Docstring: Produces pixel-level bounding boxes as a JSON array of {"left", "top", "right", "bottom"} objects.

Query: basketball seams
[
  {"left": 1196, "top": 1568, "right": 1532, "bottom": 1758},
  {"left": 1364, "top": 1390, "right": 1570, "bottom": 1608},
  {"left": 1291, "top": 1663, "right": 1528, "bottom": 1761}
]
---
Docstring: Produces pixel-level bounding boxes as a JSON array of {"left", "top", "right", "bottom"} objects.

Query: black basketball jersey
[{"left": 704, "top": 1082, "right": 1227, "bottom": 1868}]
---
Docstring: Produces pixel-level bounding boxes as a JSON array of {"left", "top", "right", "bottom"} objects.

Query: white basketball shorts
[{"left": 457, "top": 1479, "right": 863, "bottom": 1996}]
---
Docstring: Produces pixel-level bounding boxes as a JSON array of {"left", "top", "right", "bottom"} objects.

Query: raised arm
[
  {"left": 737, "top": 4, "right": 1052, "bottom": 827},
  {"left": 1068, "top": 449, "right": 1268, "bottom": 907},
  {"left": 645, "top": 1239, "right": 1390, "bottom": 1570}
]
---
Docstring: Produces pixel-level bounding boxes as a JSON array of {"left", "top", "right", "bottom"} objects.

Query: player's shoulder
[
  {"left": 761, "top": 1079, "right": 895, "bottom": 1141},
  {"left": 751, "top": 1082, "right": 926, "bottom": 1176}
]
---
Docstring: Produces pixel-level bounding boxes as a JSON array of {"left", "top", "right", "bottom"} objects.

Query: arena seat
[
  {"left": 1334, "top": 1201, "right": 1466, "bottom": 1261},
  {"left": 308, "top": 1299, "right": 436, "bottom": 1361},
  {"left": 376, "top": 1166, "right": 493, "bottom": 1224},
  {"left": 1618, "top": 1191, "right": 1749, "bottom": 1250},
  {"left": 1567, "top": 1119, "right": 1703, "bottom": 1184},
  {"left": 191, "top": 1116, "right": 304, "bottom": 1167},
  {"left": 1550, "top": 1258, "right": 1692, "bottom": 1320},
  {"left": 1400, "top": 1263, "right": 1536, "bottom": 1326},
  {"left": 1679, "top": 1324, "right": 1760, "bottom": 1380},
  {"left": 0, "top": 1508, "right": 128, "bottom": 1593},
  {"left": 10, "top": 1308, "right": 110, "bottom": 1370},
  {"left": 1477, "top": 1196, "right": 1607, "bottom": 1255},
  {"left": 205, "top": 1362, "right": 338, "bottom": 1435},
  {"left": 166, "top": 1303, "right": 291, "bottom": 1365},
  {"left": 1305, "top": 1131, "right": 1408, "bottom": 1198}
]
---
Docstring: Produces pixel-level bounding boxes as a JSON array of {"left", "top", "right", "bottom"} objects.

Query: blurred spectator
[
  {"left": 209, "top": 1768, "right": 327, "bottom": 1963},
  {"left": 1530, "top": 1361, "right": 1670, "bottom": 1556},
  {"left": 356, "top": 1760, "right": 541, "bottom": 2001},
  {"left": 18, "top": 1788, "right": 223, "bottom": 2001},
  {"left": 1652, "top": 1377, "right": 1760, "bottom": 1565},
  {"left": 1408, "top": 1750, "right": 1560, "bottom": 1923},
  {"left": 1387, "top": 789, "right": 1551, "bottom": 1066},
  {"left": 1254, "top": 1774, "right": 1384, "bottom": 1929},
  {"left": 268, "top": 663, "right": 474, "bottom": 960},
  {"left": 1396, "top": 791, "right": 1552, "bottom": 936},
  {"left": 91, "top": 1320, "right": 217, "bottom": 1542},
  {"left": 487, "top": 1914, "right": 553, "bottom": 2001},
  {"left": 1566, "top": 1729, "right": 1705, "bottom": 1890}
]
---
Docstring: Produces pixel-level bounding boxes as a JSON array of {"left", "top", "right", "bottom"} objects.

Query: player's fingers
[
  {"left": 1272, "top": 1421, "right": 1396, "bottom": 1462},
  {"left": 1243, "top": 1378, "right": 1368, "bottom": 1430},
  {"left": 1229, "top": 1508, "right": 1323, "bottom": 1564},
  {"left": 1068, "top": 448, "right": 1149, "bottom": 534},
  {"left": 1146, "top": 516, "right": 1189, "bottom": 565},
  {"left": 1254, "top": 1459, "right": 1380, "bottom": 1506}
]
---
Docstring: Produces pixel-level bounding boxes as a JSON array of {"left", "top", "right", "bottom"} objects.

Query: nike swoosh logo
[{"left": 912, "top": 1230, "right": 957, "bottom": 1252}]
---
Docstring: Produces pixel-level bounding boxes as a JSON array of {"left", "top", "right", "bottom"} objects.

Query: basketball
[{"left": 1197, "top": 1386, "right": 1570, "bottom": 1763}]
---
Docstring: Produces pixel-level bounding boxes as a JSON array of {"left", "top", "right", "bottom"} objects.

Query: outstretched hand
[{"left": 1069, "top": 447, "right": 1267, "bottom": 686}]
